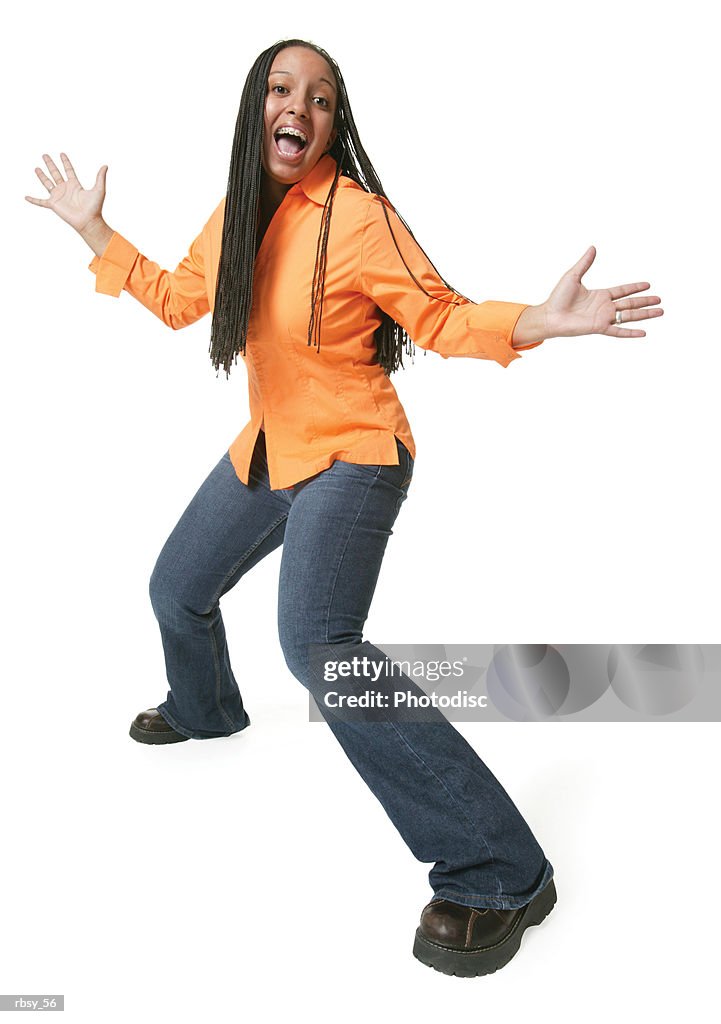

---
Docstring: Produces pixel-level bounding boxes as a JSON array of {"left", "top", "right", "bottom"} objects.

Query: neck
[{"left": 260, "top": 170, "right": 292, "bottom": 220}]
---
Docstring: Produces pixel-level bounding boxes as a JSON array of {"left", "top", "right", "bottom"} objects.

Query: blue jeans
[{"left": 150, "top": 430, "right": 554, "bottom": 910}]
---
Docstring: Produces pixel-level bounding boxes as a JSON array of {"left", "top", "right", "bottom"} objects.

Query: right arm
[
  {"left": 84, "top": 222, "right": 211, "bottom": 330},
  {"left": 25, "top": 152, "right": 216, "bottom": 330}
]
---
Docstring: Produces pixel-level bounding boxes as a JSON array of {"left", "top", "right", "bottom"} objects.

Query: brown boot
[
  {"left": 129, "top": 708, "right": 189, "bottom": 744},
  {"left": 413, "top": 878, "right": 557, "bottom": 977}
]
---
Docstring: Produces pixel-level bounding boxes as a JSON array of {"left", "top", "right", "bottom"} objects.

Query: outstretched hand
[
  {"left": 24, "top": 152, "right": 108, "bottom": 234},
  {"left": 544, "top": 246, "right": 664, "bottom": 338}
]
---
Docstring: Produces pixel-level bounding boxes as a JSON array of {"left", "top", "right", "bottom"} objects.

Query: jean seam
[
  {"left": 382, "top": 714, "right": 500, "bottom": 899},
  {"left": 208, "top": 609, "right": 236, "bottom": 732},
  {"left": 206, "top": 512, "right": 288, "bottom": 729},
  {"left": 320, "top": 478, "right": 377, "bottom": 645},
  {"left": 207, "top": 512, "right": 288, "bottom": 610},
  {"left": 314, "top": 640, "right": 499, "bottom": 899}
]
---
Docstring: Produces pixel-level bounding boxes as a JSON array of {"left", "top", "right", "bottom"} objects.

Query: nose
[{"left": 285, "top": 95, "right": 310, "bottom": 120}]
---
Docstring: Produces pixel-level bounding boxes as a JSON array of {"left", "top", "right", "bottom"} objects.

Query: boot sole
[
  {"left": 129, "top": 720, "right": 190, "bottom": 744},
  {"left": 413, "top": 877, "right": 557, "bottom": 978}
]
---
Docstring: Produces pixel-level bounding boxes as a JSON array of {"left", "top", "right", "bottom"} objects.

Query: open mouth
[{"left": 273, "top": 126, "right": 308, "bottom": 159}]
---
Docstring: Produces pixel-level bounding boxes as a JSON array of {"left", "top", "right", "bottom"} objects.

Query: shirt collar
[{"left": 290, "top": 154, "right": 343, "bottom": 206}]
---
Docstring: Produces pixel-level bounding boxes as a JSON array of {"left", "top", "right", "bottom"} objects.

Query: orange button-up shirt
[{"left": 88, "top": 154, "right": 543, "bottom": 490}]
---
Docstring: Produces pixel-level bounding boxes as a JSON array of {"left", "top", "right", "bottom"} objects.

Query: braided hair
[{"left": 209, "top": 38, "right": 473, "bottom": 378}]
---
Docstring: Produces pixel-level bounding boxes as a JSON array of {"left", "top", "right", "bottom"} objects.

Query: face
[{"left": 261, "top": 46, "right": 338, "bottom": 186}]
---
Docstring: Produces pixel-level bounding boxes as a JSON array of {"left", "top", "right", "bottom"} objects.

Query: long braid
[
  {"left": 210, "top": 38, "right": 475, "bottom": 378},
  {"left": 208, "top": 47, "right": 275, "bottom": 377}
]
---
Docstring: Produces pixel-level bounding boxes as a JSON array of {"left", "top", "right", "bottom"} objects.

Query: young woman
[{"left": 26, "top": 38, "right": 663, "bottom": 978}]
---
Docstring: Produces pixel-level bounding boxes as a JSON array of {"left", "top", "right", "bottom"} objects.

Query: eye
[{"left": 269, "top": 83, "right": 331, "bottom": 108}]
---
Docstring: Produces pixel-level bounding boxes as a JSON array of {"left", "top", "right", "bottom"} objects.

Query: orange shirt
[{"left": 88, "top": 154, "right": 544, "bottom": 490}]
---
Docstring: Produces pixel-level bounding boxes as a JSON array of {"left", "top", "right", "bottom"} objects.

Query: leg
[
  {"left": 149, "top": 434, "right": 292, "bottom": 739},
  {"left": 278, "top": 438, "right": 553, "bottom": 910}
]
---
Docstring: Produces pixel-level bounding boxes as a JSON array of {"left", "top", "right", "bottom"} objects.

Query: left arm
[
  {"left": 358, "top": 195, "right": 544, "bottom": 367},
  {"left": 359, "top": 197, "right": 663, "bottom": 357}
]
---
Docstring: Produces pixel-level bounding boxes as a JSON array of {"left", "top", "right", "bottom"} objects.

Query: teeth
[{"left": 275, "top": 126, "right": 308, "bottom": 143}]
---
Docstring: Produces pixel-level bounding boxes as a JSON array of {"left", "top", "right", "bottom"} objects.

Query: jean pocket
[
  {"left": 393, "top": 487, "right": 410, "bottom": 518},
  {"left": 396, "top": 438, "right": 414, "bottom": 491},
  {"left": 333, "top": 437, "right": 413, "bottom": 489},
  {"left": 334, "top": 460, "right": 383, "bottom": 480}
]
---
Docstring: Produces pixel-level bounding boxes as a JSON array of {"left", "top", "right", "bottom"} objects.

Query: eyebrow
[{"left": 269, "top": 70, "right": 337, "bottom": 92}]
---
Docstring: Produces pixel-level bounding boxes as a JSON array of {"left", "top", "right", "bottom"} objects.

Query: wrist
[
  {"left": 511, "top": 303, "right": 550, "bottom": 348},
  {"left": 78, "top": 217, "right": 114, "bottom": 258}
]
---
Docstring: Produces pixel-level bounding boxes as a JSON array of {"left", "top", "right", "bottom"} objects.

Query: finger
[
  {"left": 34, "top": 166, "right": 55, "bottom": 193},
  {"left": 571, "top": 245, "right": 596, "bottom": 279},
  {"left": 24, "top": 195, "right": 50, "bottom": 207},
  {"left": 604, "top": 326, "right": 647, "bottom": 338},
  {"left": 607, "top": 282, "right": 651, "bottom": 300},
  {"left": 43, "top": 153, "right": 64, "bottom": 185},
  {"left": 616, "top": 296, "right": 662, "bottom": 309},
  {"left": 616, "top": 307, "right": 665, "bottom": 322},
  {"left": 60, "top": 152, "right": 79, "bottom": 182}
]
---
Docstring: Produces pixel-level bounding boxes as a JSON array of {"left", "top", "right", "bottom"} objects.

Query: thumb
[
  {"left": 95, "top": 164, "right": 108, "bottom": 191},
  {"left": 571, "top": 244, "right": 596, "bottom": 280}
]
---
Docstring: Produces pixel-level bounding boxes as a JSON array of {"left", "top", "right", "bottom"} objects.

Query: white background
[{"left": 3, "top": 0, "right": 718, "bottom": 1019}]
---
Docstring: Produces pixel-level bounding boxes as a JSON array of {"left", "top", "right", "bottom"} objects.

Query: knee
[
  {"left": 148, "top": 562, "right": 206, "bottom": 630},
  {"left": 278, "top": 618, "right": 331, "bottom": 687},
  {"left": 148, "top": 562, "right": 176, "bottom": 625},
  {"left": 278, "top": 625, "right": 363, "bottom": 693},
  {"left": 278, "top": 624, "right": 308, "bottom": 683}
]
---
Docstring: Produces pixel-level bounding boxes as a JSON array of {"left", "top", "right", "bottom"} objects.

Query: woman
[{"left": 25, "top": 38, "right": 663, "bottom": 978}]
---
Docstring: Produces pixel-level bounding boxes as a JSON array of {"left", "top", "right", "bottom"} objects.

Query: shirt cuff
[
  {"left": 508, "top": 302, "right": 546, "bottom": 352},
  {"left": 87, "top": 231, "right": 139, "bottom": 296},
  {"left": 464, "top": 300, "right": 544, "bottom": 366}
]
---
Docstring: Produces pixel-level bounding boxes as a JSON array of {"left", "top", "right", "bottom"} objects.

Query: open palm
[
  {"left": 24, "top": 152, "right": 108, "bottom": 234},
  {"left": 545, "top": 245, "right": 663, "bottom": 338}
]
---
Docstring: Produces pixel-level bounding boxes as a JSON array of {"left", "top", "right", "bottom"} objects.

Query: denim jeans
[{"left": 150, "top": 430, "right": 554, "bottom": 910}]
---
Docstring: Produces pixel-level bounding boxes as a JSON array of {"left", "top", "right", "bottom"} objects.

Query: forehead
[{"left": 269, "top": 46, "right": 335, "bottom": 85}]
